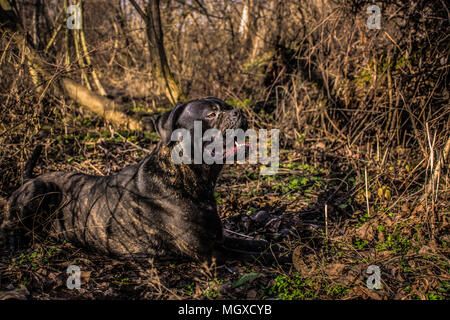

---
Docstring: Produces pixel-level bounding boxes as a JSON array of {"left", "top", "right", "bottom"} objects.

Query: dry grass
[{"left": 0, "top": 0, "right": 448, "bottom": 300}]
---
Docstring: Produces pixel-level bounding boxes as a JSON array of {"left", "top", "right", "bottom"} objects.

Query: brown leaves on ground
[
  {"left": 0, "top": 118, "right": 448, "bottom": 300},
  {"left": 355, "top": 223, "right": 376, "bottom": 241}
]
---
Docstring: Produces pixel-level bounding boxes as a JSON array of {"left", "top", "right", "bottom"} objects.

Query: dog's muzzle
[{"left": 221, "top": 108, "right": 248, "bottom": 131}]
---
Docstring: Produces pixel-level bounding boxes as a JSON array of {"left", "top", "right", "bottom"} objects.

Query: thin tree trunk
[
  {"left": 146, "top": 0, "right": 185, "bottom": 104},
  {"left": 238, "top": 2, "right": 248, "bottom": 35},
  {"left": 78, "top": 0, "right": 106, "bottom": 96},
  {"left": 63, "top": 0, "right": 70, "bottom": 67},
  {"left": 41, "top": 0, "right": 54, "bottom": 31},
  {"left": 32, "top": 0, "right": 40, "bottom": 48},
  {"left": 130, "top": 0, "right": 186, "bottom": 105},
  {"left": 74, "top": 26, "right": 92, "bottom": 90}
]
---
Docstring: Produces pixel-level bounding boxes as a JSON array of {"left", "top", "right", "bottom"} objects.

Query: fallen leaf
[
  {"left": 292, "top": 247, "right": 316, "bottom": 276},
  {"left": 401, "top": 203, "right": 410, "bottom": 213},
  {"left": 418, "top": 246, "right": 435, "bottom": 255},
  {"left": 323, "top": 262, "right": 346, "bottom": 277},
  {"left": 356, "top": 223, "right": 375, "bottom": 241},
  {"left": 81, "top": 271, "right": 92, "bottom": 284},
  {"left": 414, "top": 204, "right": 425, "bottom": 213}
]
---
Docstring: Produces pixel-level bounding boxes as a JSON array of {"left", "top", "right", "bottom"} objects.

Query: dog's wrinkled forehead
[
  {"left": 156, "top": 97, "right": 234, "bottom": 145},
  {"left": 181, "top": 97, "right": 232, "bottom": 121}
]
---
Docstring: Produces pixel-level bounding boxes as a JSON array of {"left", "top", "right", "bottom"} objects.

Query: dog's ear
[{"left": 156, "top": 102, "right": 186, "bottom": 145}]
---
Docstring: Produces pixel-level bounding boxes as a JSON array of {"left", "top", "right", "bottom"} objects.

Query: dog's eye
[{"left": 206, "top": 112, "right": 216, "bottom": 119}]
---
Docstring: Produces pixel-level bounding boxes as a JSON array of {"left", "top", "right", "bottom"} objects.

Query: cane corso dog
[{"left": 1, "top": 97, "right": 281, "bottom": 263}]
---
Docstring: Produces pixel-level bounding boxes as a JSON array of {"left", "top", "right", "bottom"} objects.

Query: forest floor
[{"left": 0, "top": 109, "right": 448, "bottom": 300}]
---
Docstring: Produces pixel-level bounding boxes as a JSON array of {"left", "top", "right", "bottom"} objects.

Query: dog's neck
[{"left": 151, "top": 143, "right": 223, "bottom": 199}]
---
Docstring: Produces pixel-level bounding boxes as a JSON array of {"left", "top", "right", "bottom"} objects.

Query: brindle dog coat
[{"left": 1, "top": 98, "right": 276, "bottom": 263}]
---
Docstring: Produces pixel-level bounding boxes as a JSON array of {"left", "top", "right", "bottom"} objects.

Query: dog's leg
[
  {"left": 222, "top": 236, "right": 273, "bottom": 251},
  {"left": 213, "top": 236, "right": 290, "bottom": 265}
]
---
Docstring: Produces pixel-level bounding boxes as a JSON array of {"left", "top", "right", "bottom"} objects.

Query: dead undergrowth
[
  {"left": 0, "top": 104, "right": 448, "bottom": 300},
  {"left": 0, "top": 0, "right": 449, "bottom": 300}
]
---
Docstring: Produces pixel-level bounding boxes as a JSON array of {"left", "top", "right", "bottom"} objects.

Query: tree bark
[
  {"left": 238, "top": 2, "right": 248, "bottom": 35},
  {"left": 78, "top": 0, "right": 106, "bottom": 96},
  {"left": 32, "top": 0, "right": 41, "bottom": 48},
  {"left": 130, "top": 0, "right": 186, "bottom": 105}
]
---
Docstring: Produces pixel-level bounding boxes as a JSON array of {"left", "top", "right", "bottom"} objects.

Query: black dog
[{"left": 1, "top": 98, "right": 281, "bottom": 263}]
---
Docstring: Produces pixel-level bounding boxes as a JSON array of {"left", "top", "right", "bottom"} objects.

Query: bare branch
[{"left": 128, "top": 0, "right": 147, "bottom": 21}]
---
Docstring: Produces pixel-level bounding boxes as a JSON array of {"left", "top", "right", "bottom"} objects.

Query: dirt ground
[{"left": 0, "top": 111, "right": 448, "bottom": 300}]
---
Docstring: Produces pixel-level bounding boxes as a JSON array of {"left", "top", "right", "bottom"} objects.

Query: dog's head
[{"left": 156, "top": 97, "right": 249, "bottom": 163}]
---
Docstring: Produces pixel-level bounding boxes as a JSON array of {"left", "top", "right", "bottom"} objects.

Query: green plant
[
  {"left": 376, "top": 231, "right": 412, "bottom": 254},
  {"left": 268, "top": 273, "right": 319, "bottom": 300},
  {"left": 326, "top": 285, "right": 350, "bottom": 298},
  {"left": 354, "top": 238, "right": 369, "bottom": 249}
]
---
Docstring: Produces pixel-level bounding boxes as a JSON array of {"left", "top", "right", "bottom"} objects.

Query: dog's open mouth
[
  {"left": 223, "top": 139, "right": 253, "bottom": 159},
  {"left": 207, "top": 137, "right": 253, "bottom": 160}
]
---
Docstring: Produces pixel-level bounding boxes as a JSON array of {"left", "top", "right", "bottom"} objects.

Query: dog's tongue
[
  {"left": 223, "top": 141, "right": 253, "bottom": 158},
  {"left": 233, "top": 141, "right": 253, "bottom": 152},
  {"left": 208, "top": 141, "right": 253, "bottom": 160}
]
